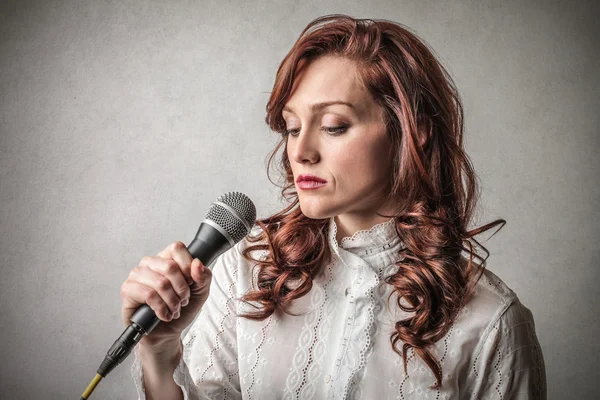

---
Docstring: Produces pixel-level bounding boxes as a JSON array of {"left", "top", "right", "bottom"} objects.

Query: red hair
[{"left": 237, "top": 14, "right": 505, "bottom": 389}]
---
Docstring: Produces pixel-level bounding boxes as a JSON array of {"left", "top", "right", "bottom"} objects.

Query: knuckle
[
  {"left": 120, "top": 281, "right": 129, "bottom": 298},
  {"left": 128, "top": 266, "right": 140, "bottom": 278},
  {"left": 157, "top": 276, "right": 171, "bottom": 290},
  {"left": 170, "top": 241, "right": 186, "bottom": 251},
  {"left": 140, "top": 255, "right": 152, "bottom": 265},
  {"left": 146, "top": 289, "right": 159, "bottom": 302},
  {"left": 165, "top": 260, "right": 179, "bottom": 273}
]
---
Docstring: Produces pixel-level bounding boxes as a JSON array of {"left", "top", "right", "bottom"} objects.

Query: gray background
[{"left": 1, "top": 0, "right": 598, "bottom": 399}]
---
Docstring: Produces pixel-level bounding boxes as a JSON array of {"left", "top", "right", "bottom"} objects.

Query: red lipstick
[{"left": 296, "top": 174, "right": 327, "bottom": 190}]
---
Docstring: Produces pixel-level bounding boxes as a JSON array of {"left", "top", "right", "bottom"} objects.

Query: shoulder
[
  {"left": 468, "top": 266, "right": 518, "bottom": 320},
  {"left": 455, "top": 264, "right": 547, "bottom": 397},
  {"left": 455, "top": 263, "right": 538, "bottom": 356}
]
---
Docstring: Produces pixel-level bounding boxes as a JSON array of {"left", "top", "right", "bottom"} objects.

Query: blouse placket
[{"left": 328, "top": 248, "right": 380, "bottom": 400}]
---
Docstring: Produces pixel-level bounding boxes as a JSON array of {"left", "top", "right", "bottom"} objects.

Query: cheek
[
  {"left": 331, "top": 147, "right": 384, "bottom": 188},
  {"left": 329, "top": 149, "right": 353, "bottom": 181},
  {"left": 341, "top": 137, "right": 391, "bottom": 187}
]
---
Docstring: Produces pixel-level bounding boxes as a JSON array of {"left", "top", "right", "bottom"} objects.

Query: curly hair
[{"left": 236, "top": 14, "right": 505, "bottom": 389}]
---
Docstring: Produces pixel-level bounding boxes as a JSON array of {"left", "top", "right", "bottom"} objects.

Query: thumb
[{"left": 188, "top": 258, "right": 212, "bottom": 301}]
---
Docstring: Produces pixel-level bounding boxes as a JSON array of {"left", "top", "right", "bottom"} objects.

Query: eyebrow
[{"left": 282, "top": 101, "right": 356, "bottom": 114}]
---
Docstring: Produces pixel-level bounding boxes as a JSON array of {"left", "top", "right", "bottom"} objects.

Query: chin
[{"left": 298, "top": 200, "right": 336, "bottom": 220}]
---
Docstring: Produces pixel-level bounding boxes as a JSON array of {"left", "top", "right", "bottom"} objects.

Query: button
[
  {"left": 324, "top": 374, "right": 331, "bottom": 383},
  {"left": 345, "top": 286, "right": 351, "bottom": 297}
]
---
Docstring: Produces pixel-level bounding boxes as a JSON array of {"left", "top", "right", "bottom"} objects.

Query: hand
[{"left": 120, "top": 241, "right": 213, "bottom": 351}]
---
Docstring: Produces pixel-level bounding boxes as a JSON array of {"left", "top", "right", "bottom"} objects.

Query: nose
[{"left": 289, "top": 128, "right": 320, "bottom": 164}]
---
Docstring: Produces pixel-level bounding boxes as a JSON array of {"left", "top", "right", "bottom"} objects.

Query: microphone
[{"left": 80, "top": 192, "right": 256, "bottom": 399}]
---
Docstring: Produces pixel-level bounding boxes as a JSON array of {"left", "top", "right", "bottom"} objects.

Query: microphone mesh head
[{"left": 205, "top": 192, "right": 257, "bottom": 243}]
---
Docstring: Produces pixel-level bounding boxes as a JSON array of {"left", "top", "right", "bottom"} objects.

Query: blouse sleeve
[
  {"left": 130, "top": 244, "right": 243, "bottom": 399},
  {"left": 469, "top": 298, "right": 547, "bottom": 400}
]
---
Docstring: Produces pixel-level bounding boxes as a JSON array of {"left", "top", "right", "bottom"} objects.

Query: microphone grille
[{"left": 205, "top": 192, "right": 257, "bottom": 243}]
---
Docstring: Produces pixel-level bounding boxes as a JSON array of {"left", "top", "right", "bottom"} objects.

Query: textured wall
[{"left": 1, "top": 0, "right": 598, "bottom": 399}]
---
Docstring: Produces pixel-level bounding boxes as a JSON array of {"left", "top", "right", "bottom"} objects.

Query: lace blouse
[{"left": 131, "top": 217, "right": 546, "bottom": 399}]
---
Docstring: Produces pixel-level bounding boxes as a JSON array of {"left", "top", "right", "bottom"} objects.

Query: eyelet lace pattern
[{"left": 130, "top": 219, "right": 546, "bottom": 399}]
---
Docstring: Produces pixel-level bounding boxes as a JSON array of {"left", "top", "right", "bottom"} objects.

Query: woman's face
[{"left": 283, "top": 56, "right": 394, "bottom": 223}]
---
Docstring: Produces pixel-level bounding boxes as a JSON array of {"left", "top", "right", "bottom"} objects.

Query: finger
[
  {"left": 129, "top": 264, "right": 182, "bottom": 315},
  {"left": 157, "top": 241, "right": 195, "bottom": 285},
  {"left": 121, "top": 279, "right": 173, "bottom": 322},
  {"left": 190, "top": 258, "right": 211, "bottom": 289},
  {"left": 142, "top": 255, "right": 191, "bottom": 305}
]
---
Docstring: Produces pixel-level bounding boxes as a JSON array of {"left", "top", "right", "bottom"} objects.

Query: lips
[
  {"left": 296, "top": 174, "right": 327, "bottom": 190},
  {"left": 296, "top": 174, "right": 327, "bottom": 183}
]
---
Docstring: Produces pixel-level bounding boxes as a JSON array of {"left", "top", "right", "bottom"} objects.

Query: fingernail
[
  {"left": 173, "top": 310, "right": 180, "bottom": 319},
  {"left": 182, "top": 298, "right": 189, "bottom": 307}
]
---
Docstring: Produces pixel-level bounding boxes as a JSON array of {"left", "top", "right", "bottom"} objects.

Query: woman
[{"left": 123, "top": 14, "right": 546, "bottom": 399}]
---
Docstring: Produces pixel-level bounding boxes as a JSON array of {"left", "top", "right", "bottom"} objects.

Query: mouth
[
  {"left": 296, "top": 174, "right": 327, "bottom": 184},
  {"left": 296, "top": 174, "right": 327, "bottom": 190}
]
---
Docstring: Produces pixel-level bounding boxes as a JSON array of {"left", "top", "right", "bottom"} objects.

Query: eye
[
  {"left": 321, "top": 126, "right": 348, "bottom": 135},
  {"left": 284, "top": 126, "right": 348, "bottom": 137},
  {"left": 284, "top": 128, "right": 300, "bottom": 137}
]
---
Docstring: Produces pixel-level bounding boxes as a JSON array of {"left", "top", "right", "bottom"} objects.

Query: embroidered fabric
[
  {"left": 337, "top": 217, "right": 398, "bottom": 253},
  {"left": 130, "top": 216, "right": 546, "bottom": 399}
]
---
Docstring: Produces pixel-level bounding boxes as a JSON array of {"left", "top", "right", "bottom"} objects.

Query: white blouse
[{"left": 131, "top": 217, "right": 546, "bottom": 399}]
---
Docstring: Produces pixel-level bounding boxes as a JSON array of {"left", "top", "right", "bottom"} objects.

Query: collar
[{"left": 328, "top": 216, "right": 402, "bottom": 258}]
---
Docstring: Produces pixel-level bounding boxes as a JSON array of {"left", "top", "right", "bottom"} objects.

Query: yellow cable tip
[{"left": 81, "top": 373, "right": 103, "bottom": 399}]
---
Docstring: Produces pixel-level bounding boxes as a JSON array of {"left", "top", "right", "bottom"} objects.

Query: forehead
[{"left": 284, "top": 56, "right": 371, "bottom": 110}]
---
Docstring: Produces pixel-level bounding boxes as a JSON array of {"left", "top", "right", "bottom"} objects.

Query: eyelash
[{"left": 284, "top": 126, "right": 348, "bottom": 137}]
